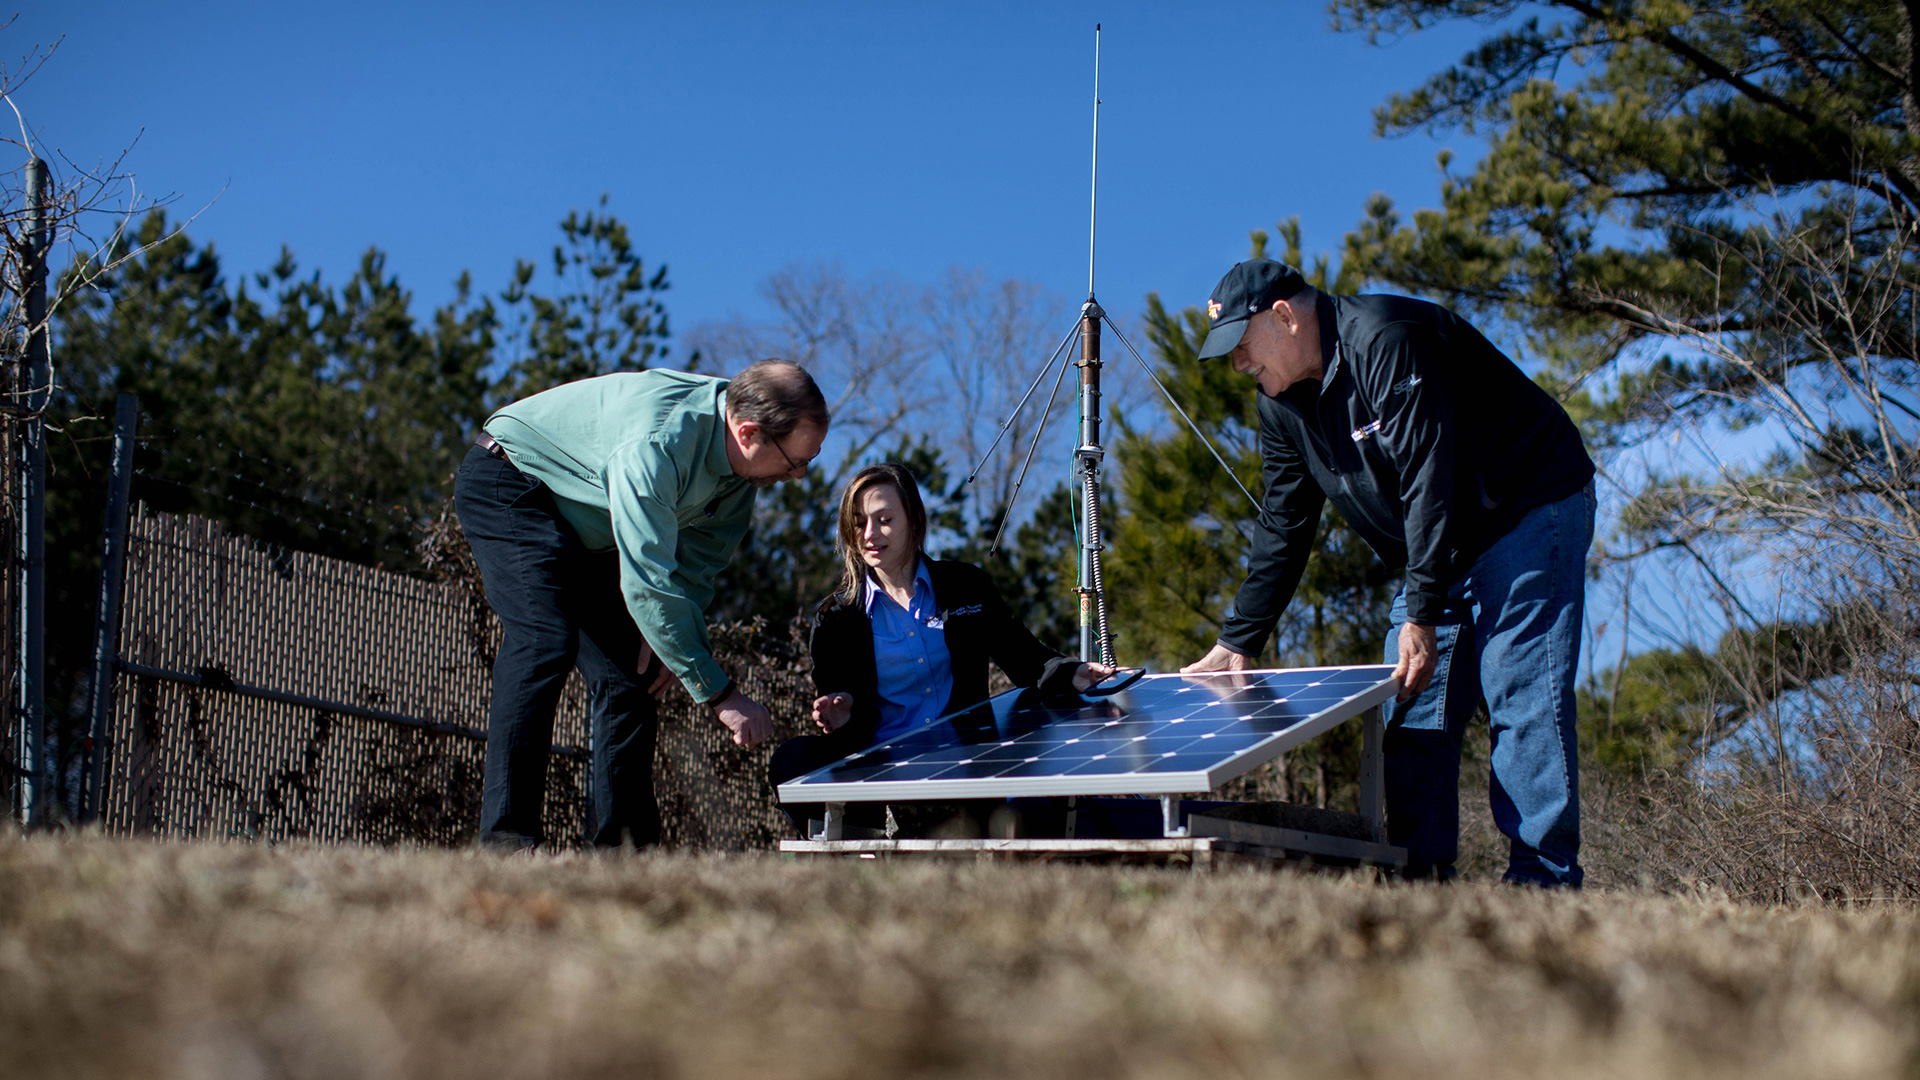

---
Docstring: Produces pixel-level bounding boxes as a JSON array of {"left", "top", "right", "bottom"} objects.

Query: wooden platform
[
  {"left": 781, "top": 812, "right": 1407, "bottom": 871},
  {"left": 781, "top": 701, "right": 1409, "bottom": 873}
]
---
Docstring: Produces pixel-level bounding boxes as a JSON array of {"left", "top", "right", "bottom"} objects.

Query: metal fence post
[
  {"left": 82, "top": 393, "right": 137, "bottom": 824},
  {"left": 17, "top": 156, "right": 48, "bottom": 826}
]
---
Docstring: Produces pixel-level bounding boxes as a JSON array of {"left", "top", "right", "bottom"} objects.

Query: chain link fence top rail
[{"left": 97, "top": 506, "right": 813, "bottom": 850}]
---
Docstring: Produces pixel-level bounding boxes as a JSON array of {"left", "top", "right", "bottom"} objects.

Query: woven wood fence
[{"left": 94, "top": 506, "right": 812, "bottom": 850}]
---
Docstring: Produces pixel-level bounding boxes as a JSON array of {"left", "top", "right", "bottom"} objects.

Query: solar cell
[{"left": 778, "top": 665, "right": 1398, "bottom": 802}]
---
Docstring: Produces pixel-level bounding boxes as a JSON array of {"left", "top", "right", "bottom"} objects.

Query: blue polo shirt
[{"left": 866, "top": 560, "right": 955, "bottom": 743}]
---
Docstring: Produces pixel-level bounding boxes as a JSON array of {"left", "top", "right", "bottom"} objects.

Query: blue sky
[
  {"left": 18, "top": 2, "right": 1492, "bottom": 341},
  {"left": 26, "top": 2, "right": 1742, "bottom": 679}
]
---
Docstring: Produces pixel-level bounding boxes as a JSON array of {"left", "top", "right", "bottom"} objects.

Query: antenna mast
[
  {"left": 968, "top": 24, "right": 1263, "bottom": 669},
  {"left": 1087, "top": 24, "right": 1100, "bottom": 298},
  {"left": 1075, "top": 24, "right": 1113, "bottom": 666}
]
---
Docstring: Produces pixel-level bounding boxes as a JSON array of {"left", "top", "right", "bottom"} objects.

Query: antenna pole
[
  {"left": 1087, "top": 24, "right": 1100, "bottom": 298},
  {"left": 1075, "top": 25, "right": 1114, "bottom": 666},
  {"left": 969, "top": 26, "right": 1116, "bottom": 665},
  {"left": 1075, "top": 299, "right": 1111, "bottom": 665}
]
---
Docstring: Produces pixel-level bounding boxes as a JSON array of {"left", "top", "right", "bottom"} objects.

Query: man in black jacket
[{"left": 1182, "top": 259, "right": 1595, "bottom": 886}]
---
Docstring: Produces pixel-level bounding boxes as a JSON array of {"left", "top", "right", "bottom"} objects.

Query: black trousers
[
  {"left": 769, "top": 730, "right": 886, "bottom": 836},
  {"left": 454, "top": 446, "right": 662, "bottom": 849}
]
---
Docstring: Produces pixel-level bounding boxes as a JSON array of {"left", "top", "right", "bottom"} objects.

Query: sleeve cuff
[
  {"left": 1215, "top": 624, "right": 1269, "bottom": 658},
  {"left": 682, "top": 658, "right": 731, "bottom": 705},
  {"left": 1403, "top": 592, "right": 1447, "bottom": 624},
  {"left": 1036, "top": 656, "right": 1081, "bottom": 697}
]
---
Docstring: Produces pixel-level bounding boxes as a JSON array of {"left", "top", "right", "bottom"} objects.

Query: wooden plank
[
  {"left": 782, "top": 827, "right": 1407, "bottom": 872},
  {"left": 1186, "top": 813, "right": 1406, "bottom": 867},
  {"left": 782, "top": 837, "right": 1215, "bottom": 855},
  {"left": 780, "top": 836, "right": 1391, "bottom": 875}
]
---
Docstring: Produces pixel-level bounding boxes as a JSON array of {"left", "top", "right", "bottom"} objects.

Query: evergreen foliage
[
  {"left": 41, "top": 204, "right": 676, "bottom": 808},
  {"left": 494, "top": 194, "right": 674, "bottom": 399},
  {"left": 1333, "top": 1, "right": 1920, "bottom": 784},
  {"left": 1335, "top": 0, "right": 1913, "bottom": 423}
]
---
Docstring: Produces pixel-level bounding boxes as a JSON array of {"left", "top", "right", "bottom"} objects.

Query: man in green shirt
[{"left": 455, "top": 360, "right": 830, "bottom": 850}]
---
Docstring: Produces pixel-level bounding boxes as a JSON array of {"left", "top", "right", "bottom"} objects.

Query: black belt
[{"left": 476, "top": 432, "right": 508, "bottom": 460}]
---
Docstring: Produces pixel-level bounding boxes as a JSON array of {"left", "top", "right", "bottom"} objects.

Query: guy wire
[
  {"left": 965, "top": 320, "right": 1082, "bottom": 487},
  {"left": 989, "top": 330, "right": 1079, "bottom": 556},
  {"left": 1100, "top": 312, "right": 1262, "bottom": 513}
]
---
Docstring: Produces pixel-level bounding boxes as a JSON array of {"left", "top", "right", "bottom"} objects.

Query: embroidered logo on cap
[{"left": 1207, "top": 299, "right": 1223, "bottom": 320}]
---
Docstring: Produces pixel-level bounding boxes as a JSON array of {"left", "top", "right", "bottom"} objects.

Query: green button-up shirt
[{"left": 483, "top": 370, "right": 754, "bottom": 702}]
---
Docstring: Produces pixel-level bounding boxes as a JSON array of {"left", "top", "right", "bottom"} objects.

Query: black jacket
[
  {"left": 1219, "top": 291, "right": 1594, "bottom": 653},
  {"left": 810, "top": 559, "right": 1080, "bottom": 748}
]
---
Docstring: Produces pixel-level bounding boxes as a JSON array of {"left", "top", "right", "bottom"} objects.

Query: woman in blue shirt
[{"left": 770, "top": 462, "right": 1113, "bottom": 835}]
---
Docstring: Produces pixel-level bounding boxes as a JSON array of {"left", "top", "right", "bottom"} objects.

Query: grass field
[{"left": 3, "top": 830, "right": 1916, "bottom": 1079}]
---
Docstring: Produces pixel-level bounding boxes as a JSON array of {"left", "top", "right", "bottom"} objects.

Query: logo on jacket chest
[{"left": 930, "top": 603, "right": 983, "bottom": 630}]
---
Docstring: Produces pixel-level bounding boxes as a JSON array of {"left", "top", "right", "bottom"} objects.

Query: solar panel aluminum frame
[{"left": 778, "top": 666, "right": 1399, "bottom": 803}]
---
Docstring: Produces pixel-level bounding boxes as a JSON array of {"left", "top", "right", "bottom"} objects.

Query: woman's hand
[
  {"left": 811, "top": 692, "right": 854, "bottom": 734},
  {"left": 1070, "top": 662, "right": 1120, "bottom": 691}
]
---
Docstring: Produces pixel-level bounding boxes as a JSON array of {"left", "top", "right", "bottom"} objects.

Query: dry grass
[{"left": 4, "top": 830, "right": 1919, "bottom": 1079}]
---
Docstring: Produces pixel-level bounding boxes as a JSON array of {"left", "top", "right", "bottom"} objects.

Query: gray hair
[{"left": 726, "top": 360, "right": 830, "bottom": 439}]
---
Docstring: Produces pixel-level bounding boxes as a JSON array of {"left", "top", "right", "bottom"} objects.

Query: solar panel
[{"left": 778, "top": 665, "right": 1398, "bottom": 803}]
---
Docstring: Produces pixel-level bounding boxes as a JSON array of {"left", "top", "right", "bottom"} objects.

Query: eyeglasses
[{"left": 768, "top": 434, "right": 814, "bottom": 474}]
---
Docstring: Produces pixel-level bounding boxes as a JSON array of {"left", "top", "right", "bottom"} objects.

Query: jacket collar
[
  {"left": 1316, "top": 291, "right": 1345, "bottom": 390},
  {"left": 708, "top": 388, "right": 737, "bottom": 478},
  {"left": 862, "top": 555, "right": 931, "bottom": 614}
]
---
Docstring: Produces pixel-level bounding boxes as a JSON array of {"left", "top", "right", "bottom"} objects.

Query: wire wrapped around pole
[
  {"left": 1081, "top": 468, "right": 1113, "bottom": 665},
  {"left": 1075, "top": 299, "right": 1113, "bottom": 665}
]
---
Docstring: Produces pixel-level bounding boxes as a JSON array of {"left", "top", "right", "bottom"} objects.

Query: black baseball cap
[{"left": 1195, "top": 259, "right": 1308, "bottom": 360}]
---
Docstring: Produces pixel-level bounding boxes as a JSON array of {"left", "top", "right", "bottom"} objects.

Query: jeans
[
  {"left": 454, "top": 445, "right": 662, "bottom": 849},
  {"left": 1382, "top": 483, "right": 1595, "bottom": 887}
]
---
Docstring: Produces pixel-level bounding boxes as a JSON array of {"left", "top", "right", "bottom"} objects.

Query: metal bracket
[
  {"left": 1358, "top": 704, "right": 1386, "bottom": 843},
  {"left": 810, "top": 802, "right": 847, "bottom": 841},
  {"left": 1161, "top": 794, "right": 1189, "bottom": 838},
  {"left": 1074, "top": 443, "right": 1105, "bottom": 463}
]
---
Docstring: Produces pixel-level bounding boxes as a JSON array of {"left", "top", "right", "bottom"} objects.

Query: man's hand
[
  {"left": 713, "top": 688, "right": 774, "bottom": 748},
  {"left": 811, "top": 692, "right": 853, "bottom": 734},
  {"left": 1392, "top": 622, "right": 1438, "bottom": 702},
  {"left": 1182, "top": 643, "right": 1253, "bottom": 674},
  {"left": 1070, "top": 661, "right": 1120, "bottom": 691},
  {"left": 634, "top": 637, "right": 674, "bottom": 698}
]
